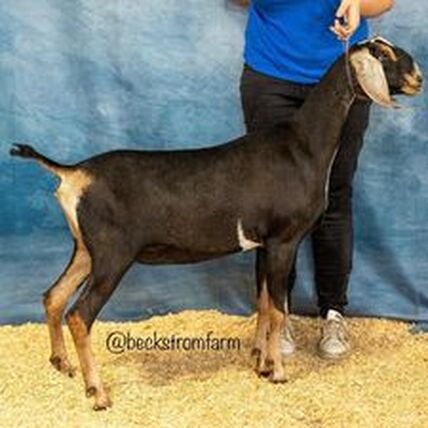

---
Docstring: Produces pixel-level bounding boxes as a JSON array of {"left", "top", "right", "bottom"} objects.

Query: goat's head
[{"left": 349, "top": 37, "right": 423, "bottom": 107}]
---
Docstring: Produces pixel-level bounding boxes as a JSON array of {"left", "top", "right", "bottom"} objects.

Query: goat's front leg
[
  {"left": 252, "top": 248, "right": 271, "bottom": 376},
  {"left": 264, "top": 240, "right": 296, "bottom": 383}
]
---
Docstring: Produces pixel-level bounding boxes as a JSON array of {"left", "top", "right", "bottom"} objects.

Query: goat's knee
[{"left": 43, "top": 289, "right": 66, "bottom": 318}]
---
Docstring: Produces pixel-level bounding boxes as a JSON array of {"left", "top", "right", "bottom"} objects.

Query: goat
[{"left": 10, "top": 37, "right": 422, "bottom": 410}]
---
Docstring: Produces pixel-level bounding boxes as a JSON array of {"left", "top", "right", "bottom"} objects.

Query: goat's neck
[{"left": 294, "top": 57, "right": 357, "bottom": 170}]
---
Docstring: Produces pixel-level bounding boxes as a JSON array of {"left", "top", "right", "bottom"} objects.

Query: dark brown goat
[{"left": 11, "top": 37, "right": 422, "bottom": 410}]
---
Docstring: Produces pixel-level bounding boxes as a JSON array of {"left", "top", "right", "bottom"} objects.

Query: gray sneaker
[
  {"left": 317, "top": 309, "right": 350, "bottom": 360},
  {"left": 280, "top": 321, "right": 296, "bottom": 357}
]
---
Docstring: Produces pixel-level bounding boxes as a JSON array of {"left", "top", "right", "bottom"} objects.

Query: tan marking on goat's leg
[
  {"left": 266, "top": 303, "right": 287, "bottom": 383},
  {"left": 43, "top": 169, "right": 93, "bottom": 376},
  {"left": 252, "top": 279, "right": 271, "bottom": 376},
  {"left": 43, "top": 245, "right": 91, "bottom": 376},
  {"left": 67, "top": 311, "right": 111, "bottom": 410}
]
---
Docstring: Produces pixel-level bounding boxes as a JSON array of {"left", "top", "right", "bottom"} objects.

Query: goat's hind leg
[
  {"left": 252, "top": 248, "right": 271, "bottom": 376},
  {"left": 66, "top": 250, "right": 132, "bottom": 410},
  {"left": 42, "top": 240, "right": 91, "bottom": 376}
]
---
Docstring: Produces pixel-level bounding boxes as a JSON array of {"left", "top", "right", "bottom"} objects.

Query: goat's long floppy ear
[{"left": 350, "top": 48, "right": 395, "bottom": 108}]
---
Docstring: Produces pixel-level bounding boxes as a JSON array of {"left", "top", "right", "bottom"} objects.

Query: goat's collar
[
  {"left": 343, "top": 38, "right": 357, "bottom": 100},
  {"left": 358, "top": 35, "right": 395, "bottom": 47}
]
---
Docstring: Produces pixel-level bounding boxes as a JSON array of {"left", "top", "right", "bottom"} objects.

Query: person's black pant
[{"left": 240, "top": 65, "right": 371, "bottom": 318}]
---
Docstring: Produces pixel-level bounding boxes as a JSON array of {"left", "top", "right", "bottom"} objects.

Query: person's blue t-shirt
[{"left": 244, "top": 0, "right": 369, "bottom": 84}]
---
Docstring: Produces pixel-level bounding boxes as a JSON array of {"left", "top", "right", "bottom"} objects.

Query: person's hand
[{"left": 330, "top": 0, "right": 361, "bottom": 41}]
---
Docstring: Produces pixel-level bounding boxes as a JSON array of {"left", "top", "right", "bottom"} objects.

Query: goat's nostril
[{"left": 416, "top": 74, "right": 423, "bottom": 84}]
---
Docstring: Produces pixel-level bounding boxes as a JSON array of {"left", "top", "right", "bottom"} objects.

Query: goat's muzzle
[{"left": 402, "top": 63, "right": 424, "bottom": 96}]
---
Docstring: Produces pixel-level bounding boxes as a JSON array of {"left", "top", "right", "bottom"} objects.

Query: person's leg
[
  {"left": 240, "top": 65, "right": 308, "bottom": 133},
  {"left": 311, "top": 99, "right": 371, "bottom": 358},
  {"left": 240, "top": 64, "right": 311, "bottom": 289},
  {"left": 240, "top": 64, "right": 311, "bottom": 356}
]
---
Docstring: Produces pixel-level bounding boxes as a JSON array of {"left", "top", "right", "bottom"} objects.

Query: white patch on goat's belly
[{"left": 237, "top": 219, "right": 262, "bottom": 251}]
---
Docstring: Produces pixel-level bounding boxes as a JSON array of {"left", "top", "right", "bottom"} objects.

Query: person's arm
[
  {"left": 360, "top": 0, "right": 394, "bottom": 18},
  {"left": 332, "top": 0, "right": 394, "bottom": 40}
]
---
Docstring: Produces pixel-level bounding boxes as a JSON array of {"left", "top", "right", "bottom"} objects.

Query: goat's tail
[{"left": 10, "top": 144, "right": 69, "bottom": 177}]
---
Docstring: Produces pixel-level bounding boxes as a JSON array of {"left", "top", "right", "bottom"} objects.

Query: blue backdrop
[{"left": 0, "top": 1, "right": 427, "bottom": 326}]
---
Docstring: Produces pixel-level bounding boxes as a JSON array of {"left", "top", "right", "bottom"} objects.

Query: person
[{"left": 239, "top": 0, "right": 394, "bottom": 359}]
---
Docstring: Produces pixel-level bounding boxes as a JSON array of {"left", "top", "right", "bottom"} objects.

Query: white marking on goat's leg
[{"left": 237, "top": 219, "right": 262, "bottom": 251}]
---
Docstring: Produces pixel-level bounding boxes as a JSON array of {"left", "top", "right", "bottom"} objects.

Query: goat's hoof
[
  {"left": 93, "top": 403, "right": 110, "bottom": 411},
  {"left": 252, "top": 348, "right": 269, "bottom": 376},
  {"left": 93, "top": 403, "right": 109, "bottom": 411},
  {"left": 49, "top": 355, "right": 76, "bottom": 377},
  {"left": 87, "top": 386, "right": 112, "bottom": 410},
  {"left": 93, "top": 396, "right": 112, "bottom": 411},
  {"left": 257, "top": 367, "right": 272, "bottom": 378},
  {"left": 256, "top": 357, "right": 272, "bottom": 378},
  {"left": 65, "top": 366, "right": 77, "bottom": 378},
  {"left": 269, "top": 372, "right": 288, "bottom": 384}
]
